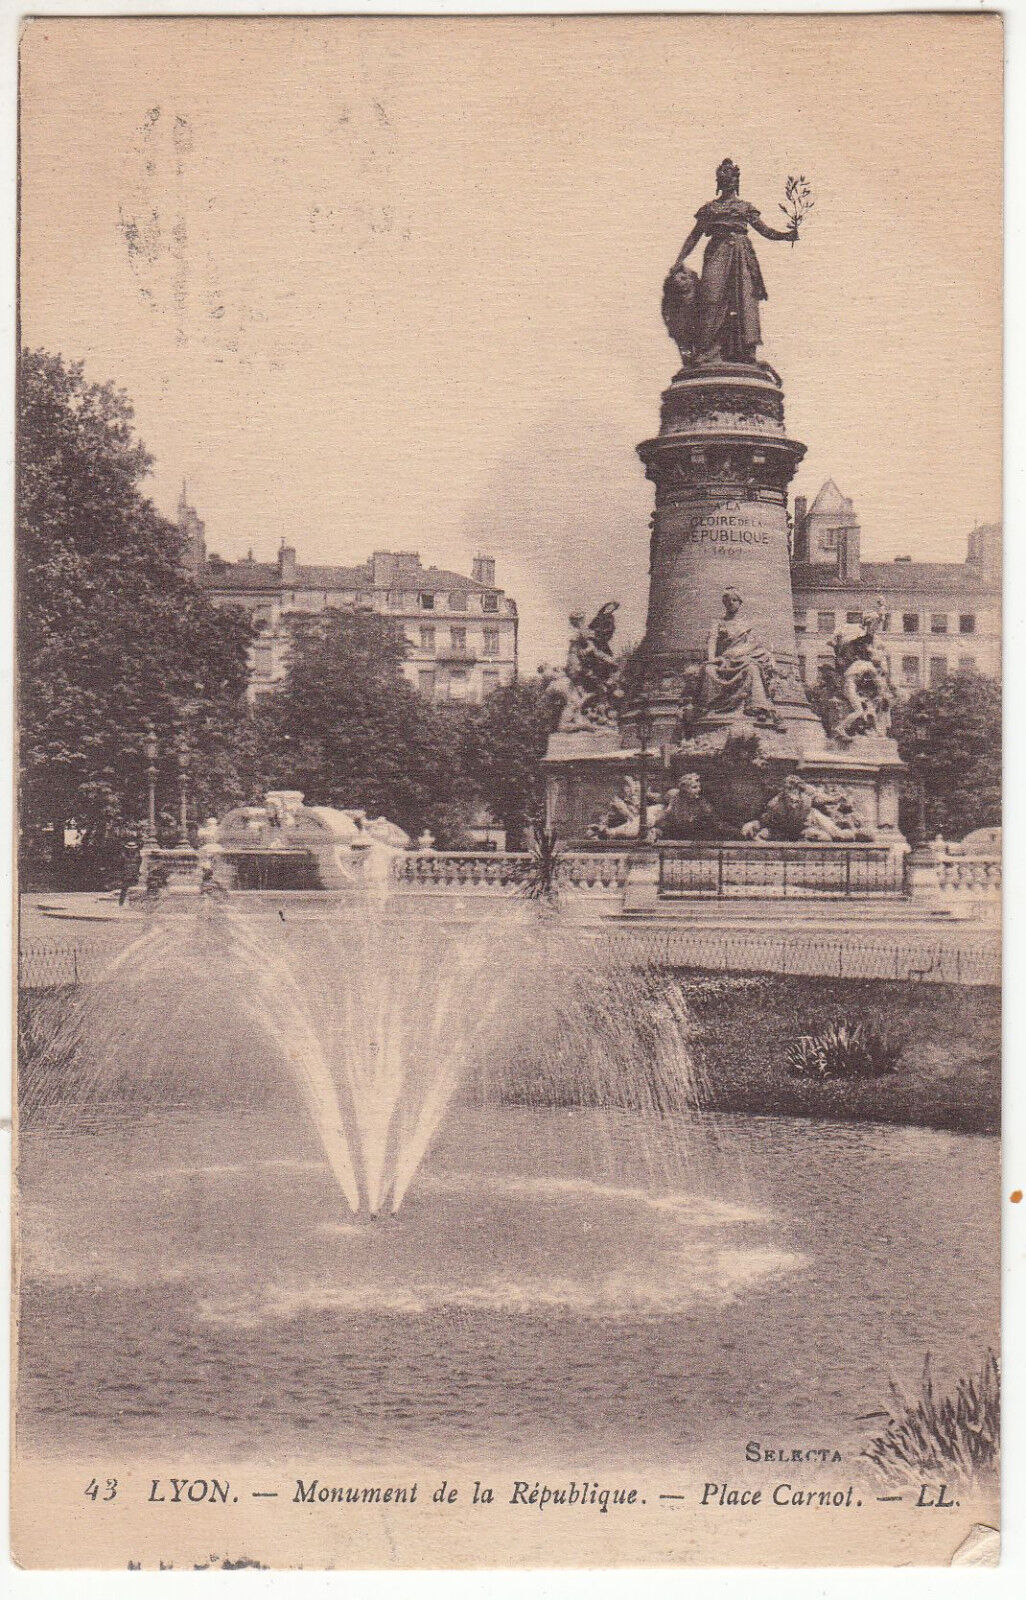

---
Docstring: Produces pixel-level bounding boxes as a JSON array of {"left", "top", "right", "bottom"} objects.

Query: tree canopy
[
  {"left": 893, "top": 670, "right": 1001, "bottom": 841},
  {"left": 461, "top": 676, "right": 554, "bottom": 848},
  {"left": 253, "top": 608, "right": 477, "bottom": 841},
  {"left": 18, "top": 348, "right": 254, "bottom": 879}
]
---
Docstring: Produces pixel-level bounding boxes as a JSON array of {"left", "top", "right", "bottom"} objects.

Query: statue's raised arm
[{"left": 662, "top": 158, "right": 799, "bottom": 368}]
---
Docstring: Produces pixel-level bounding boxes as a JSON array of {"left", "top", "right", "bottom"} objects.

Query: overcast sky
[{"left": 20, "top": 14, "right": 1001, "bottom": 668}]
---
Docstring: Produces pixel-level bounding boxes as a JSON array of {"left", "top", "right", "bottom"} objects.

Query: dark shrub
[{"left": 785, "top": 1018, "right": 903, "bottom": 1080}]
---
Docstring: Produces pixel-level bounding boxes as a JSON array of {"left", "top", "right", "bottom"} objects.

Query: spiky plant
[
  {"left": 784, "top": 1019, "right": 902, "bottom": 1079},
  {"left": 862, "top": 1352, "right": 1000, "bottom": 1487},
  {"left": 517, "top": 825, "right": 565, "bottom": 908}
]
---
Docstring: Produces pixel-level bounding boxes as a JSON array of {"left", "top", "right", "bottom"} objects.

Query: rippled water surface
[{"left": 17, "top": 1103, "right": 997, "bottom": 1469}]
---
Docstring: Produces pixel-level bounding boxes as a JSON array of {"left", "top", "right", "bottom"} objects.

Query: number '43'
[{"left": 84, "top": 1478, "right": 118, "bottom": 1502}]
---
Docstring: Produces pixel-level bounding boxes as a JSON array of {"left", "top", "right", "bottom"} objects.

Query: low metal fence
[
  {"left": 596, "top": 926, "right": 999, "bottom": 986},
  {"left": 18, "top": 943, "right": 86, "bottom": 990},
  {"left": 658, "top": 842, "right": 905, "bottom": 899},
  {"left": 18, "top": 927, "right": 999, "bottom": 991}
]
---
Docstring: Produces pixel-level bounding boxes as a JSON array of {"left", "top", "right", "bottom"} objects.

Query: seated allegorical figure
[
  {"left": 655, "top": 773, "right": 721, "bottom": 841},
  {"left": 588, "top": 775, "right": 642, "bottom": 840},
  {"left": 698, "top": 588, "right": 783, "bottom": 729},
  {"left": 742, "top": 776, "right": 873, "bottom": 843}
]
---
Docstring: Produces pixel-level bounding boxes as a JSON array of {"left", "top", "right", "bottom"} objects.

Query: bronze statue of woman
[{"left": 668, "top": 158, "right": 798, "bottom": 366}]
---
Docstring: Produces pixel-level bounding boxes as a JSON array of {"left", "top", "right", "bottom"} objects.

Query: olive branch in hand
[{"left": 780, "top": 174, "right": 814, "bottom": 246}]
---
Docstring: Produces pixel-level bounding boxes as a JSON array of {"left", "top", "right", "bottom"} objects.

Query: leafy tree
[
  {"left": 254, "top": 608, "right": 475, "bottom": 838},
  {"left": 462, "top": 676, "right": 554, "bottom": 849},
  {"left": 893, "top": 671, "right": 1001, "bottom": 841},
  {"left": 18, "top": 349, "right": 254, "bottom": 883}
]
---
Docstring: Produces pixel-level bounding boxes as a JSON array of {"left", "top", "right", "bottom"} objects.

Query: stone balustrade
[
  {"left": 562, "top": 853, "right": 632, "bottom": 891},
  {"left": 395, "top": 852, "right": 530, "bottom": 890},
  {"left": 907, "top": 838, "right": 1001, "bottom": 917},
  {"left": 936, "top": 853, "right": 1001, "bottom": 894},
  {"left": 394, "top": 851, "right": 631, "bottom": 894}
]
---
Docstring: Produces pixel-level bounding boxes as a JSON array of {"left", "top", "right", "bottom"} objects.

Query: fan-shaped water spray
[{"left": 23, "top": 900, "right": 701, "bottom": 1217}]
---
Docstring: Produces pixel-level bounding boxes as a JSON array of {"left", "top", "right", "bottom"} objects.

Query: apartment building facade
[
  {"left": 790, "top": 480, "right": 1001, "bottom": 694},
  {"left": 180, "top": 493, "right": 518, "bottom": 704}
]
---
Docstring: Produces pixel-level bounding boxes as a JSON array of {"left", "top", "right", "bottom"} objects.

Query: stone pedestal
[
  {"left": 627, "top": 360, "right": 818, "bottom": 746},
  {"left": 543, "top": 727, "right": 640, "bottom": 842},
  {"left": 544, "top": 356, "right": 907, "bottom": 862}
]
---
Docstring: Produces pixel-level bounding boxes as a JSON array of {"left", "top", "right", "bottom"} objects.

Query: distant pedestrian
[{"left": 118, "top": 833, "right": 141, "bottom": 906}]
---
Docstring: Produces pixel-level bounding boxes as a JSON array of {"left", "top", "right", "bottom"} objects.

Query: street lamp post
[
  {"left": 176, "top": 732, "right": 191, "bottom": 847},
  {"left": 143, "top": 728, "right": 159, "bottom": 846},
  {"left": 635, "top": 703, "right": 654, "bottom": 845}
]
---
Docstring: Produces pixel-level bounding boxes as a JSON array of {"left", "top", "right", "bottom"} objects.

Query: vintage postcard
[{"left": 12, "top": 12, "right": 1003, "bottom": 1571}]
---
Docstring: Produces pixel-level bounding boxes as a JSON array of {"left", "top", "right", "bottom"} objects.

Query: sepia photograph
[{"left": 11, "top": 12, "right": 1004, "bottom": 1571}]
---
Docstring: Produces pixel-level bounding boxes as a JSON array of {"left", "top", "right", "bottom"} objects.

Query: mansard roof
[
  {"left": 791, "top": 560, "right": 996, "bottom": 594},
  {"left": 204, "top": 559, "right": 496, "bottom": 594}
]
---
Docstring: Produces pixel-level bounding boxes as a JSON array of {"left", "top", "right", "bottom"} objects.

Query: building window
[
  {"left": 450, "top": 625, "right": 467, "bottom": 653},
  {"left": 816, "top": 656, "right": 833, "bottom": 682},
  {"left": 816, "top": 611, "right": 836, "bottom": 634},
  {"left": 482, "top": 592, "right": 499, "bottom": 613},
  {"left": 793, "top": 609, "right": 807, "bottom": 632},
  {"left": 958, "top": 656, "right": 977, "bottom": 673},
  {"left": 482, "top": 627, "right": 500, "bottom": 657},
  {"left": 449, "top": 590, "right": 468, "bottom": 611},
  {"left": 902, "top": 655, "right": 920, "bottom": 685},
  {"left": 481, "top": 670, "right": 501, "bottom": 698},
  {"left": 448, "top": 669, "right": 468, "bottom": 701},
  {"left": 846, "top": 610, "right": 863, "bottom": 625},
  {"left": 419, "top": 625, "right": 435, "bottom": 653},
  {"left": 797, "top": 655, "right": 807, "bottom": 681},
  {"left": 419, "top": 591, "right": 435, "bottom": 610},
  {"left": 959, "top": 613, "right": 976, "bottom": 634},
  {"left": 929, "top": 656, "right": 948, "bottom": 686},
  {"left": 253, "top": 645, "right": 273, "bottom": 678},
  {"left": 902, "top": 613, "right": 920, "bottom": 634},
  {"left": 818, "top": 528, "right": 837, "bottom": 550},
  {"left": 417, "top": 669, "right": 436, "bottom": 698},
  {"left": 930, "top": 613, "right": 949, "bottom": 634}
]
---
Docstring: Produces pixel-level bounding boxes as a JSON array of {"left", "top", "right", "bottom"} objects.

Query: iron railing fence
[
  {"left": 657, "top": 842, "right": 906, "bottom": 900},
  {"left": 18, "top": 943, "right": 84, "bottom": 990},
  {"left": 596, "top": 926, "right": 999, "bottom": 986},
  {"left": 18, "top": 928, "right": 999, "bottom": 991}
]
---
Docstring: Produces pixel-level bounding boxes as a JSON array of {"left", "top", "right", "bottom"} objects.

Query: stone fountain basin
[{"left": 17, "top": 1101, "right": 997, "bottom": 1470}]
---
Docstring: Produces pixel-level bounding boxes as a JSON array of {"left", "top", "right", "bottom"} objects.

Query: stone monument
[{"left": 544, "top": 159, "right": 906, "bottom": 862}]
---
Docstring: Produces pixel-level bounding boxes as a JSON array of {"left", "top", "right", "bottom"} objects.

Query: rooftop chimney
[
  {"left": 967, "top": 524, "right": 1001, "bottom": 583},
  {"left": 791, "top": 496, "right": 808, "bottom": 563},
  {"left": 371, "top": 551, "right": 397, "bottom": 588},
  {"left": 472, "top": 554, "right": 496, "bottom": 587},
  {"left": 838, "top": 521, "right": 861, "bottom": 582},
  {"left": 278, "top": 541, "right": 297, "bottom": 583},
  {"left": 177, "top": 481, "right": 207, "bottom": 574}
]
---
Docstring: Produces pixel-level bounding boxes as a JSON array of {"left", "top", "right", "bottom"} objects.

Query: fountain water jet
[{"left": 23, "top": 898, "right": 703, "bottom": 1217}]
